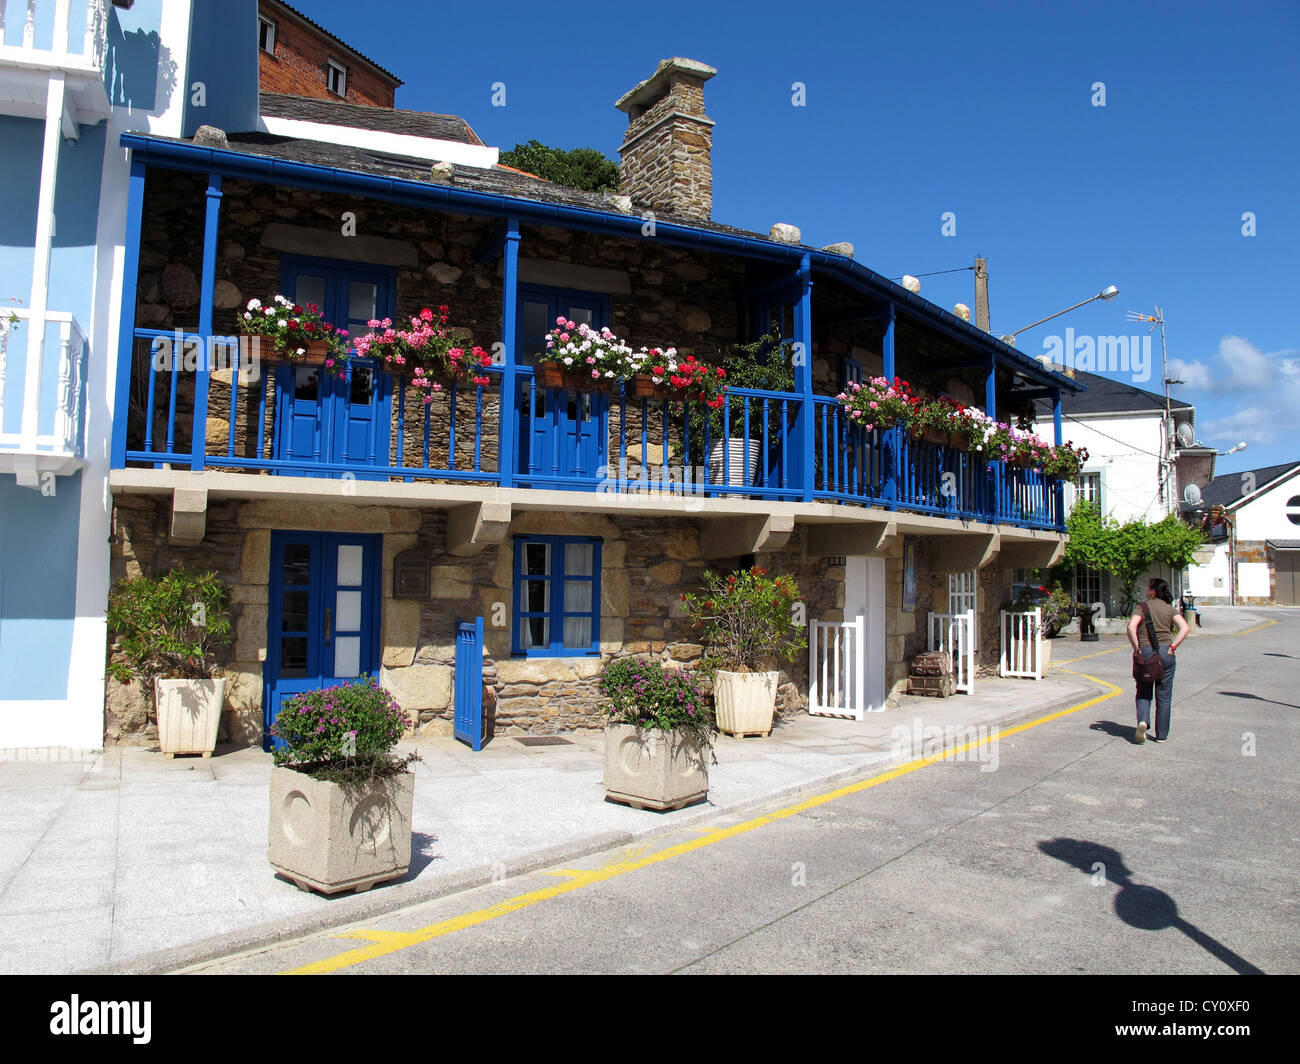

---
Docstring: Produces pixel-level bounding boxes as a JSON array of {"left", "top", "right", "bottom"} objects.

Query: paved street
[{"left": 184, "top": 609, "right": 1299, "bottom": 975}]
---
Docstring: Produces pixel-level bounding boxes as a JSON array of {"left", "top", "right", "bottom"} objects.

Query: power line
[{"left": 888, "top": 266, "right": 975, "bottom": 280}]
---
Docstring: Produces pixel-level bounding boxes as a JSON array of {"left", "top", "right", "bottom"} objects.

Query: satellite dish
[
  {"left": 1176, "top": 422, "right": 1195, "bottom": 448},
  {"left": 1183, "top": 483, "right": 1202, "bottom": 505}
]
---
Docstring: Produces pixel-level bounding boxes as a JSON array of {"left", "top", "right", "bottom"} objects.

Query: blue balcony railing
[{"left": 118, "top": 334, "right": 1063, "bottom": 531}]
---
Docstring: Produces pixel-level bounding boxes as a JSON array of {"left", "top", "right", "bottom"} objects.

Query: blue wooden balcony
[{"left": 116, "top": 335, "right": 1064, "bottom": 532}]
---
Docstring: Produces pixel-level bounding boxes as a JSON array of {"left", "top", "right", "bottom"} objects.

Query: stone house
[{"left": 102, "top": 17, "right": 1079, "bottom": 746}]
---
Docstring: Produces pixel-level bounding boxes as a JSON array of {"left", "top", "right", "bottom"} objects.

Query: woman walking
[{"left": 1128, "top": 577, "right": 1190, "bottom": 743}]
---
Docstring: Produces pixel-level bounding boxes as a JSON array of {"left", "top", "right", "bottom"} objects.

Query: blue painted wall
[
  {"left": 182, "top": 0, "right": 259, "bottom": 137},
  {"left": 103, "top": 0, "right": 171, "bottom": 112},
  {"left": 0, "top": 472, "right": 81, "bottom": 700},
  {"left": 0, "top": 116, "right": 41, "bottom": 303}
]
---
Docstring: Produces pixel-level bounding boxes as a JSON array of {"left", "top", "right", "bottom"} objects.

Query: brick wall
[{"left": 258, "top": 6, "right": 396, "bottom": 108}]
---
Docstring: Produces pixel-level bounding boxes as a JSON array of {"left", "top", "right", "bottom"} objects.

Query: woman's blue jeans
[{"left": 1135, "top": 647, "right": 1176, "bottom": 740}]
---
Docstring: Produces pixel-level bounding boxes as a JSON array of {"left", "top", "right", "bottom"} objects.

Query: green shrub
[
  {"left": 270, "top": 677, "right": 418, "bottom": 784},
  {"left": 106, "top": 568, "right": 232, "bottom": 705},
  {"left": 681, "top": 566, "right": 805, "bottom": 672},
  {"left": 599, "top": 658, "right": 716, "bottom": 749}
]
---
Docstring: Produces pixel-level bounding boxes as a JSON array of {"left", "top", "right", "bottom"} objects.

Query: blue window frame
[{"left": 512, "top": 535, "right": 602, "bottom": 656}]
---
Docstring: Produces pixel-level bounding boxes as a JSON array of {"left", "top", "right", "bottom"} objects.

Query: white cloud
[
  {"left": 1200, "top": 405, "right": 1276, "bottom": 446},
  {"left": 1170, "top": 335, "right": 1298, "bottom": 394},
  {"left": 1170, "top": 336, "right": 1300, "bottom": 451}
]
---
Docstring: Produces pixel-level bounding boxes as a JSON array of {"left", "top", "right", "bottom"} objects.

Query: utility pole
[
  {"left": 1127, "top": 306, "right": 1178, "bottom": 512},
  {"left": 974, "top": 257, "right": 990, "bottom": 332}
]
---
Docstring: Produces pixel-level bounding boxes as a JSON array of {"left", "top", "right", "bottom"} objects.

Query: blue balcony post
[
  {"left": 881, "top": 300, "right": 897, "bottom": 505},
  {"left": 986, "top": 352, "right": 1001, "bottom": 522},
  {"left": 498, "top": 219, "right": 520, "bottom": 488},
  {"left": 191, "top": 171, "right": 222, "bottom": 472},
  {"left": 1052, "top": 384, "right": 1064, "bottom": 529},
  {"left": 794, "top": 254, "right": 814, "bottom": 501},
  {"left": 111, "top": 158, "right": 147, "bottom": 469}
]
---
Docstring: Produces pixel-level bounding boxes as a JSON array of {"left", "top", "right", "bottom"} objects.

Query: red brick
[{"left": 258, "top": 2, "right": 398, "bottom": 108}]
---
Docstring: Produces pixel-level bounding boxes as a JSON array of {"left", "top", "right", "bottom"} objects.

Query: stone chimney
[{"left": 615, "top": 58, "right": 717, "bottom": 222}]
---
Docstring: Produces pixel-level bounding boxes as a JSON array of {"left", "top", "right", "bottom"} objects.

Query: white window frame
[
  {"left": 327, "top": 59, "right": 347, "bottom": 97},
  {"left": 258, "top": 17, "right": 276, "bottom": 54}
]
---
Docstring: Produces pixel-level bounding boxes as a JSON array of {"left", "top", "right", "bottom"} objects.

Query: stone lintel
[
  {"left": 804, "top": 520, "right": 895, "bottom": 557},
  {"left": 259, "top": 223, "right": 418, "bottom": 268},
  {"left": 447, "top": 501, "right": 512, "bottom": 556},
  {"left": 997, "top": 536, "right": 1066, "bottom": 569},
  {"left": 700, "top": 514, "right": 793, "bottom": 560},
  {"left": 170, "top": 486, "right": 208, "bottom": 546},
  {"left": 925, "top": 532, "right": 999, "bottom": 571}
]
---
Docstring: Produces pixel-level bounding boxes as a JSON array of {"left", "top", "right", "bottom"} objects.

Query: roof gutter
[{"left": 119, "top": 132, "right": 1082, "bottom": 392}]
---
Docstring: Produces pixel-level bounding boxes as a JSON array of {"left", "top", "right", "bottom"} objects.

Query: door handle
[{"left": 324, "top": 607, "right": 332, "bottom": 644}]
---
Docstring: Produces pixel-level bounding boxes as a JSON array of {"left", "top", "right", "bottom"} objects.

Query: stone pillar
[{"left": 616, "top": 58, "right": 717, "bottom": 222}]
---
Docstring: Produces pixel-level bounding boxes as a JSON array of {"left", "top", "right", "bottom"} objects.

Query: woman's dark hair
[{"left": 1148, "top": 577, "right": 1173, "bottom": 604}]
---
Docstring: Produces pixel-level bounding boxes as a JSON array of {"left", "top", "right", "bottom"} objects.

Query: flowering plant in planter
[
  {"left": 351, "top": 305, "right": 493, "bottom": 395},
  {"left": 836, "top": 376, "right": 914, "bottom": 431},
  {"left": 240, "top": 295, "right": 349, "bottom": 375},
  {"left": 599, "top": 658, "right": 717, "bottom": 749},
  {"left": 542, "top": 318, "right": 636, "bottom": 386},
  {"left": 1040, "top": 440, "right": 1089, "bottom": 479},
  {"left": 681, "top": 566, "right": 805, "bottom": 672},
  {"left": 662, "top": 353, "right": 728, "bottom": 408},
  {"left": 269, "top": 676, "right": 419, "bottom": 786}
]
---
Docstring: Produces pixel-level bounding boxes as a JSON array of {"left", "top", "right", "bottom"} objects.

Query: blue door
[
  {"left": 454, "top": 617, "right": 486, "bottom": 750},
  {"left": 516, "top": 287, "right": 609, "bottom": 486},
  {"left": 263, "top": 532, "right": 382, "bottom": 751},
  {"left": 275, "top": 258, "right": 396, "bottom": 478}
]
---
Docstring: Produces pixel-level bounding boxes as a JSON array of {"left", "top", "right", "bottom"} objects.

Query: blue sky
[{"left": 296, "top": 0, "right": 1298, "bottom": 478}]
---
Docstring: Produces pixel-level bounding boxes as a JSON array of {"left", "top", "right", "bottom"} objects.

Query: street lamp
[{"left": 999, "top": 285, "right": 1120, "bottom": 347}]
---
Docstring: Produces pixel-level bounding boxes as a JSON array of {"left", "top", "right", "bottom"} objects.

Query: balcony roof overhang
[{"left": 118, "top": 131, "right": 1084, "bottom": 394}]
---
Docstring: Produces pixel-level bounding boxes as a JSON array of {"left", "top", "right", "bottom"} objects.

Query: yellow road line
[
  {"left": 1054, "top": 645, "right": 1127, "bottom": 665},
  {"left": 280, "top": 680, "right": 1122, "bottom": 976}
]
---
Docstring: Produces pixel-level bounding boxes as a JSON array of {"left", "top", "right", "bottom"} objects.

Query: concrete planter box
[
  {"left": 154, "top": 678, "right": 226, "bottom": 758},
  {"left": 713, "top": 670, "right": 779, "bottom": 737},
  {"left": 268, "top": 766, "right": 415, "bottom": 895},
  {"left": 603, "top": 724, "right": 709, "bottom": 812}
]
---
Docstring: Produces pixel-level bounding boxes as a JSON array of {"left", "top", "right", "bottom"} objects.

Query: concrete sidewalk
[{"left": 0, "top": 669, "right": 1106, "bottom": 975}]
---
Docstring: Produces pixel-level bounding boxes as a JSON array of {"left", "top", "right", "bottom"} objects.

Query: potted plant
[
  {"left": 239, "top": 295, "right": 350, "bottom": 376},
  {"left": 106, "top": 568, "right": 232, "bottom": 758},
  {"left": 538, "top": 318, "right": 634, "bottom": 391},
  {"left": 1002, "top": 584, "right": 1073, "bottom": 673},
  {"left": 598, "top": 659, "right": 716, "bottom": 811},
  {"left": 836, "top": 375, "right": 914, "bottom": 433},
  {"left": 1042, "top": 440, "right": 1090, "bottom": 481},
  {"left": 682, "top": 566, "right": 805, "bottom": 737},
  {"left": 267, "top": 677, "right": 420, "bottom": 894},
  {"left": 351, "top": 304, "right": 493, "bottom": 395}
]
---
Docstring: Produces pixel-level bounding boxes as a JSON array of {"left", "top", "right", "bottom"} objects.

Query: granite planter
[
  {"left": 154, "top": 678, "right": 226, "bottom": 758},
  {"left": 603, "top": 724, "right": 709, "bottom": 812},
  {"left": 713, "top": 670, "right": 779, "bottom": 737},
  {"left": 268, "top": 766, "right": 415, "bottom": 895}
]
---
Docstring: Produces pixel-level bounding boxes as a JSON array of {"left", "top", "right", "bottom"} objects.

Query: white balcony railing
[
  {"left": 0, "top": 0, "right": 107, "bottom": 70},
  {"left": 0, "top": 307, "right": 89, "bottom": 472}
]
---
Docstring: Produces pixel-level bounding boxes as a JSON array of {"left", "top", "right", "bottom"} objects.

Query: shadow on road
[
  {"left": 1037, "top": 838, "right": 1264, "bottom": 975},
  {"left": 1220, "top": 690, "right": 1298, "bottom": 709},
  {"left": 1088, "top": 721, "right": 1143, "bottom": 743}
]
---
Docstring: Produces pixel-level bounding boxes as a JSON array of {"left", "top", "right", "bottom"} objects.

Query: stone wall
[{"left": 105, "top": 500, "right": 850, "bottom": 745}]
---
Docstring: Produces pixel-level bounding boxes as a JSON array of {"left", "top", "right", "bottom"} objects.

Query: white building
[
  {"left": 1031, "top": 369, "right": 1195, "bottom": 618},
  {"left": 1186, "top": 462, "right": 1300, "bottom": 606}
]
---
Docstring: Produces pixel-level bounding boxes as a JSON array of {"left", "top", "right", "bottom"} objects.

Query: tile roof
[
  {"left": 1034, "top": 369, "right": 1192, "bottom": 417},
  {"left": 1201, "top": 461, "right": 1300, "bottom": 509},
  {"left": 259, "top": 93, "right": 483, "bottom": 145}
]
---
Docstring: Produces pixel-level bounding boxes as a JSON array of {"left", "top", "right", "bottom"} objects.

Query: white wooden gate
[
  {"left": 948, "top": 571, "right": 978, "bottom": 651},
  {"left": 1000, "top": 608, "right": 1044, "bottom": 680},
  {"left": 809, "top": 616, "right": 868, "bottom": 719},
  {"left": 927, "top": 609, "right": 975, "bottom": 694}
]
